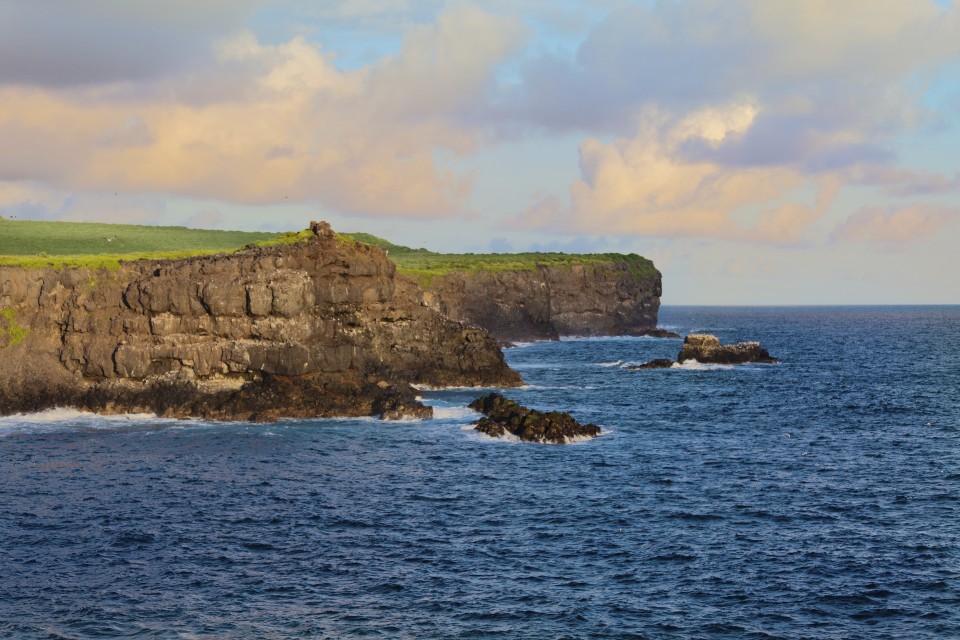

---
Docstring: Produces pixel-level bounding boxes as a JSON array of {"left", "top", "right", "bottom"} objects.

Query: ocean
[{"left": 1, "top": 306, "right": 958, "bottom": 639}]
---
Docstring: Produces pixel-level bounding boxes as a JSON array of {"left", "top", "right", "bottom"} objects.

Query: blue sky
[{"left": 1, "top": 0, "right": 959, "bottom": 303}]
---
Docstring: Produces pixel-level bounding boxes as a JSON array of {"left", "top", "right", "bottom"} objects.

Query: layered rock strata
[
  {"left": 419, "top": 262, "right": 667, "bottom": 343},
  {"left": 0, "top": 222, "right": 520, "bottom": 421},
  {"left": 469, "top": 393, "right": 601, "bottom": 444}
]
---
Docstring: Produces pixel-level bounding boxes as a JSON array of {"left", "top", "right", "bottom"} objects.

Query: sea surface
[{"left": 1, "top": 306, "right": 958, "bottom": 639}]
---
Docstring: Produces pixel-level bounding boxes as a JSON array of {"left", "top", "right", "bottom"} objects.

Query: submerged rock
[
  {"left": 468, "top": 393, "right": 601, "bottom": 444},
  {"left": 677, "top": 334, "right": 779, "bottom": 364}
]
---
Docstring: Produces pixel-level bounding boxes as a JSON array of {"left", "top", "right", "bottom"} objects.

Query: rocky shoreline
[{"left": 0, "top": 222, "right": 520, "bottom": 421}]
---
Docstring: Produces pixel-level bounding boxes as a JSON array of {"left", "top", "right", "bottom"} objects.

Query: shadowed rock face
[
  {"left": 420, "top": 263, "right": 665, "bottom": 343},
  {"left": 677, "top": 334, "right": 779, "bottom": 365},
  {"left": 468, "top": 393, "right": 601, "bottom": 444},
  {"left": 0, "top": 223, "right": 520, "bottom": 421}
]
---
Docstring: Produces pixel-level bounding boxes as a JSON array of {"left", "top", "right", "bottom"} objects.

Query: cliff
[
  {"left": 419, "top": 263, "right": 661, "bottom": 342},
  {"left": 342, "top": 234, "right": 664, "bottom": 343},
  {"left": 0, "top": 222, "right": 520, "bottom": 421}
]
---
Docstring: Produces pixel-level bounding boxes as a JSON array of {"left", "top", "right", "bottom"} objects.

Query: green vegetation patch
[
  {"left": 0, "top": 308, "right": 29, "bottom": 346},
  {"left": 340, "top": 233, "right": 658, "bottom": 284},
  {"left": 0, "top": 219, "right": 282, "bottom": 268}
]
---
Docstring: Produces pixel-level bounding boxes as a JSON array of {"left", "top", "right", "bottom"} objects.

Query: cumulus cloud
[
  {"left": 0, "top": 5, "right": 526, "bottom": 218},
  {"left": 507, "top": 1, "right": 960, "bottom": 244},
  {"left": 514, "top": 102, "right": 841, "bottom": 243},
  {"left": 831, "top": 204, "right": 958, "bottom": 244}
]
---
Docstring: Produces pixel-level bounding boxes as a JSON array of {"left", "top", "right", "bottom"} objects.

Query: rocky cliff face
[
  {"left": 418, "top": 262, "right": 663, "bottom": 342},
  {"left": 0, "top": 222, "right": 520, "bottom": 421}
]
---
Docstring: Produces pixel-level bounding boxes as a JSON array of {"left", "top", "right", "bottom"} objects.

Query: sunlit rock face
[{"left": 0, "top": 222, "right": 520, "bottom": 421}]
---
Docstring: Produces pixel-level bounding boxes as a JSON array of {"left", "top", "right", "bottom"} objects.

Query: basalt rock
[
  {"left": 624, "top": 358, "right": 675, "bottom": 370},
  {"left": 468, "top": 393, "right": 601, "bottom": 444},
  {"left": 0, "top": 223, "right": 521, "bottom": 421},
  {"left": 677, "top": 334, "right": 779, "bottom": 365},
  {"left": 419, "top": 261, "right": 667, "bottom": 342}
]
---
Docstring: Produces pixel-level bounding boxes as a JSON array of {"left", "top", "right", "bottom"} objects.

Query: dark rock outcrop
[
  {"left": 468, "top": 393, "right": 601, "bottom": 444},
  {"left": 0, "top": 223, "right": 521, "bottom": 421},
  {"left": 677, "top": 334, "right": 779, "bottom": 364},
  {"left": 630, "top": 334, "right": 779, "bottom": 369},
  {"left": 624, "top": 358, "right": 675, "bottom": 370},
  {"left": 418, "top": 261, "right": 665, "bottom": 342}
]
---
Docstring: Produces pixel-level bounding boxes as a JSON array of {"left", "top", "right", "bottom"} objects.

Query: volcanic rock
[
  {"left": 0, "top": 222, "right": 521, "bottom": 421},
  {"left": 624, "top": 358, "right": 675, "bottom": 370},
  {"left": 468, "top": 393, "right": 601, "bottom": 444},
  {"left": 419, "top": 261, "right": 666, "bottom": 342},
  {"left": 677, "top": 334, "right": 779, "bottom": 364}
]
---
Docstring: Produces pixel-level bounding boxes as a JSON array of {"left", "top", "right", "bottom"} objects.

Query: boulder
[
  {"left": 677, "top": 333, "right": 779, "bottom": 364},
  {"left": 624, "top": 358, "right": 675, "bottom": 370},
  {"left": 468, "top": 393, "right": 601, "bottom": 444}
]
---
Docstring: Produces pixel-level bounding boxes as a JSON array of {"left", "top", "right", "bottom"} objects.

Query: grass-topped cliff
[
  {"left": 339, "top": 232, "right": 657, "bottom": 284},
  {"left": 0, "top": 219, "right": 656, "bottom": 281}
]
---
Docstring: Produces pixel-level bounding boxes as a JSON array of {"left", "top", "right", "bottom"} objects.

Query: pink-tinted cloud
[
  {"left": 0, "top": 5, "right": 526, "bottom": 218},
  {"left": 513, "top": 102, "right": 841, "bottom": 244},
  {"left": 831, "top": 204, "right": 959, "bottom": 244}
]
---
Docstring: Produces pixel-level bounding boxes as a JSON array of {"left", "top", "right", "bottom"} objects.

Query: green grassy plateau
[
  {"left": 0, "top": 218, "right": 655, "bottom": 279},
  {"left": 340, "top": 232, "right": 657, "bottom": 284},
  {"left": 0, "top": 218, "right": 282, "bottom": 270}
]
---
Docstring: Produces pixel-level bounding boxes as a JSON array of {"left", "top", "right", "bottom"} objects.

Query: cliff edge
[
  {"left": 0, "top": 222, "right": 520, "bottom": 421},
  {"left": 342, "top": 234, "right": 664, "bottom": 343}
]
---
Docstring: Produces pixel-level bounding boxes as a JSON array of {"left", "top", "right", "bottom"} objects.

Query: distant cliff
[
  {"left": 343, "top": 234, "right": 664, "bottom": 343},
  {"left": 0, "top": 222, "right": 519, "bottom": 421},
  {"left": 418, "top": 262, "right": 662, "bottom": 342}
]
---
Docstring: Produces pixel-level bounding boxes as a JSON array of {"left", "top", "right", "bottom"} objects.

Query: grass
[
  {"left": 0, "top": 308, "right": 29, "bottom": 346},
  {"left": 340, "top": 233, "right": 658, "bottom": 284},
  {"left": 0, "top": 219, "right": 656, "bottom": 280},
  {"left": 0, "top": 218, "right": 283, "bottom": 270}
]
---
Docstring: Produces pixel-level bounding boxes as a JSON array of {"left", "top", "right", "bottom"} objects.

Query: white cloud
[{"left": 0, "top": 6, "right": 526, "bottom": 218}]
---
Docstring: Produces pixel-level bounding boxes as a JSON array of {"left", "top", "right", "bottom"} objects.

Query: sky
[{"left": 1, "top": 0, "right": 959, "bottom": 304}]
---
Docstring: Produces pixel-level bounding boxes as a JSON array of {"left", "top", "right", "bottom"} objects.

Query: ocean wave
[
  {"left": 430, "top": 406, "right": 479, "bottom": 421},
  {"left": 0, "top": 408, "right": 181, "bottom": 437},
  {"left": 673, "top": 360, "right": 734, "bottom": 371},
  {"left": 596, "top": 360, "right": 622, "bottom": 367}
]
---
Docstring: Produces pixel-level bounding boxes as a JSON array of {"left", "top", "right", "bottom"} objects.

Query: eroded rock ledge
[
  {"left": 0, "top": 222, "right": 520, "bottom": 421},
  {"left": 469, "top": 393, "right": 601, "bottom": 444}
]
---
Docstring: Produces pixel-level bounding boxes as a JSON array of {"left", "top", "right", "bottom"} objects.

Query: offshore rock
[
  {"left": 419, "top": 261, "right": 665, "bottom": 342},
  {"left": 468, "top": 393, "right": 601, "bottom": 444},
  {"left": 0, "top": 223, "right": 520, "bottom": 421},
  {"left": 624, "top": 358, "right": 675, "bottom": 370},
  {"left": 677, "top": 334, "right": 779, "bottom": 365}
]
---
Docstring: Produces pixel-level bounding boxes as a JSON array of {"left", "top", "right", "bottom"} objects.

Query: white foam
[
  {"left": 411, "top": 384, "right": 501, "bottom": 392},
  {"left": 0, "top": 408, "right": 182, "bottom": 437},
  {"left": 0, "top": 408, "right": 161, "bottom": 425},
  {"left": 673, "top": 359, "right": 734, "bottom": 371},
  {"left": 597, "top": 360, "right": 622, "bottom": 367},
  {"left": 430, "top": 406, "right": 479, "bottom": 421}
]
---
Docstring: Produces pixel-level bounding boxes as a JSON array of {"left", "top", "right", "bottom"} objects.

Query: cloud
[
  {"left": 0, "top": 0, "right": 265, "bottom": 87},
  {"left": 0, "top": 5, "right": 526, "bottom": 218},
  {"left": 513, "top": 101, "right": 842, "bottom": 243},
  {"left": 831, "top": 204, "right": 959, "bottom": 244}
]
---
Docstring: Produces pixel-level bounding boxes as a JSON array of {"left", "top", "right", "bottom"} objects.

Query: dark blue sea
[{"left": 2, "top": 306, "right": 958, "bottom": 639}]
